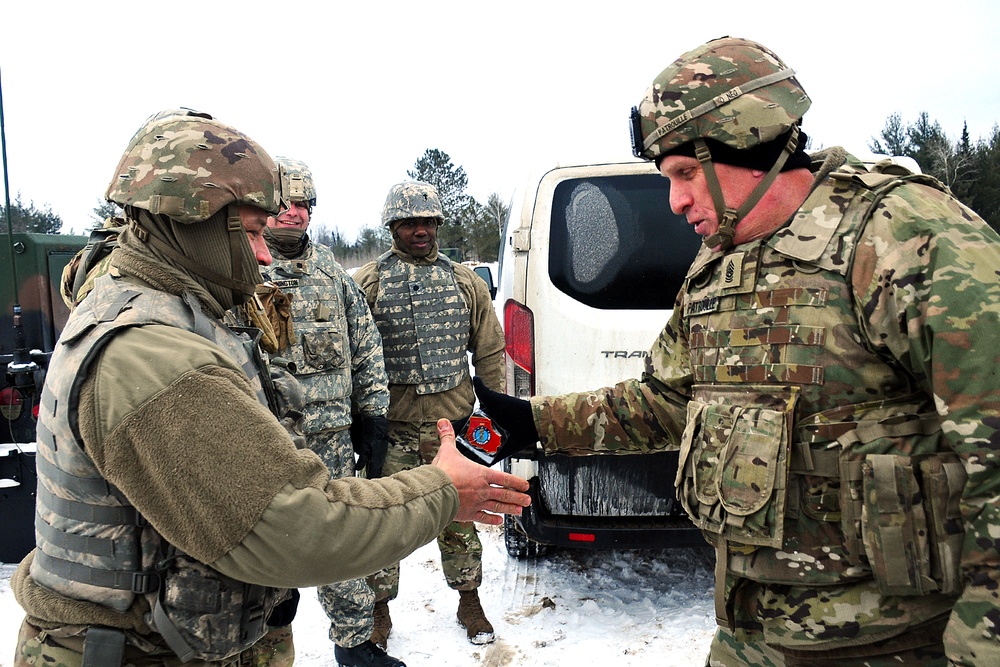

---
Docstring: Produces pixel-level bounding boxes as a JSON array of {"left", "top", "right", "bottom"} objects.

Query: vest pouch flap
[
  {"left": 717, "top": 405, "right": 787, "bottom": 519},
  {"left": 300, "top": 329, "right": 347, "bottom": 373},
  {"left": 860, "top": 454, "right": 936, "bottom": 596},
  {"left": 918, "top": 455, "right": 967, "bottom": 595},
  {"left": 682, "top": 385, "right": 797, "bottom": 549},
  {"left": 149, "top": 555, "right": 282, "bottom": 662}
]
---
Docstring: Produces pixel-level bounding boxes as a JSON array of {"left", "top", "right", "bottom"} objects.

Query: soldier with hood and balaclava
[{"left": 10, "top": 109, "right": 529, "bottom": 667}]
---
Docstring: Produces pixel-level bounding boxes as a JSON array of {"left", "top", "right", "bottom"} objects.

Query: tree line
[
  {"left": 5, "top": 117, "right": 1000, "bottom": 255},
  {"left": 869, "top": 112, "right": 1000, "bottom": 233}
]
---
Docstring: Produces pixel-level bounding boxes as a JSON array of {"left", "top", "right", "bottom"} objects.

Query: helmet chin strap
[
  {"left": 695, "top": 126, "right": 800, "bottom": 251},
  {"left": 225, "top": 204, "right": 257, "bottom": 305}
]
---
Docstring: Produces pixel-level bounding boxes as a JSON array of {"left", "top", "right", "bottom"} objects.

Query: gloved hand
[
  {"left": 257, "top": 284, "right": 295, "bottom": 353},
  {"left": 353, "top": 414, "right": 389, "bottom": 478},
  {"left": 268, "top": 363, "right": 306, "bottom": 448},
  {"left": 266, "top": 589, "right": 300, "bottom": 628},
  {"left": 269, "top": 363, "right": 304, "bottom": 420},
  {"left": 472, "top": 376, "right": 540, "bottom": 463}
]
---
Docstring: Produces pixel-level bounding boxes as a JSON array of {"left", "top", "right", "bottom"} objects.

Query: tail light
[
  {"left": 503, "top": 299, "right": 534, "bottom": 398},
  {"left": 0, "top": 387, "right": 24, "bottom": 420}
]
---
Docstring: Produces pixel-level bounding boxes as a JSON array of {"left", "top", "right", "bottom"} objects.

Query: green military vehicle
[{"left": 1, "top": 232, "right": 88, "bottom": 563}]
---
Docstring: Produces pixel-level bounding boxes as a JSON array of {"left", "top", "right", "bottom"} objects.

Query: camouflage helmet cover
[
  {"left": 105, "top": 108, "right": 280, "bottom": 223},
  {"left": 632, "top": 37, "right": 811, "bottom": 161},
  {"left": 275, "top": 156, "right": 317, "bottom": 211},
  {"left": 382, "top": 181, "right": 444, "bottom": 227}
]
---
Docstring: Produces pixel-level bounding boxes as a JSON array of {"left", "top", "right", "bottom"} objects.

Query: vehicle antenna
[{"left": 0, "top": 67, "right": 41, "bottom": 392}]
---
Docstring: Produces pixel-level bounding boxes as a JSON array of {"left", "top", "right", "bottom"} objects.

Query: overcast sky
[{"left": 2, "top": 1, "right": 998, "bottom": 241}]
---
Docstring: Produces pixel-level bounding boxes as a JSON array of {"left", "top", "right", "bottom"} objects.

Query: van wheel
[{"left": 503, "top": 514, "right": 551, "bottom": 559}]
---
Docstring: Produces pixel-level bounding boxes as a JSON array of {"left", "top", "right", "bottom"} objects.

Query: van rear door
[{"left": 500, "top": 162, "right": 704, "bottom": 552}]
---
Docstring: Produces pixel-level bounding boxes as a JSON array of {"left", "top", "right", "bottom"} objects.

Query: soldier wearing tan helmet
[
  {"left": 474, "top": 36, "right": 1000, "bottom": 666},
  {"left": 261, "top": 157, "right": 402, "bottom": 667},
  {"left": 10, "top": 111, "right": 530, "bottom": 667},
  {"left": 353, "top": 181, "right": 507, "bottom": 649}
]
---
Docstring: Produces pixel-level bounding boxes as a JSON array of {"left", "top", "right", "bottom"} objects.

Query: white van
[{"left": 495, "top": 160, "right": 705, "bottom": 557}]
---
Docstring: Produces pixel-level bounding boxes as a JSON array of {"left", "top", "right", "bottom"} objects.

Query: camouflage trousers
[
  {"left": 706, "top": 614, "right": 949, "bottom": 666},
  {"left": 14, "top": 619, "right": 293, "bottom": 667},
  {"left": 368, "top": 420, "right": 483, "bottom": 601},
  {"left": 308, "top": 428, "right": 376, "bottom": 647}
]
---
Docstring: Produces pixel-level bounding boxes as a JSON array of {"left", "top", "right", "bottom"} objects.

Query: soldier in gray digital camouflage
[
  {"left": 260, "top": 156, "right": 402, "bottom": 667},
  {"left": 10, "top": 109, "right": 530, "bottom": 667},
  {"left": 353, "top": 181, "right": 507, "bottom": 648},
  {"left": 473, "top": 36, "right": 1000, "bottom": 666}
]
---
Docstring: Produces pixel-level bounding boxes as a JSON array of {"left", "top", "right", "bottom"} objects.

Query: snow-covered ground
[{"left": 1, "top": 524, "right": 717, "bottom": 666}]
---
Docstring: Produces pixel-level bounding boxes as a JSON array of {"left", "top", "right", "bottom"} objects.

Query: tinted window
[{"left": 548, "top": 174, "right": 701, "bottom": 310}]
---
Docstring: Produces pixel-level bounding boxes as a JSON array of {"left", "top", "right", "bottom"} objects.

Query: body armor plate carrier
[
  {"left": 373, "top": 252, "right": 470, "bottom": 395},
  {"left": 31, "top": 273, "right": 287, "bottom": 662},
  {"left": 672, "top": 161, "right": 966, "bottom": 625}
]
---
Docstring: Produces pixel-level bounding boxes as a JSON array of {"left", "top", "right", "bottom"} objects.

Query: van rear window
[{"left": 548, "top": 174, "right": 700, "bottom": 310}]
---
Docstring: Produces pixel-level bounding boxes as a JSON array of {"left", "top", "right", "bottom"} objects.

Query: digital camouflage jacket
[{"left": 263, "top": 240, "right": 388, "bottom": 434}]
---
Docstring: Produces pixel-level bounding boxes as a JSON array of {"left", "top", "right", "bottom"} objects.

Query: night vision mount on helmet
[{"left": 275, "top": 156, "right": 317, "bottom": 212}]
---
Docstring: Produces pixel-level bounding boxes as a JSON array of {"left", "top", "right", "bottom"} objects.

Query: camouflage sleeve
[
  {"left": 351, "top": 261, "right": 379, "bottom": 309},
  {"left": 531, "top": 309, "right": 691, "bottom": 456},
  {"left": 456, "top": 264, "right": 505, "bottom": 392},
  {"left": 852, "top": 182, "right": 1000, "bottom": 663},
  {"left": 341, "top": 266, "right": 389, "bottom": 417}
]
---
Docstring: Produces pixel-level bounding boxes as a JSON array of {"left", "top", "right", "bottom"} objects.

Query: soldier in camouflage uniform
[
  {"left": 474, "top": 37, "right": 1000, "bottom": 666},
  {"left": 11, "top": 109, "right": 531, "bottom": 667},
  {"left": 353, "top": 181, "right": 507, "bottom": 647},
  {"left": 261, "top": 157, "right": 403, "bottom": 667}
]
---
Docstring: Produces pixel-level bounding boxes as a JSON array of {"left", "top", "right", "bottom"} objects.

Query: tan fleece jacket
[
  {"left": 353, "top": 248, "right": 505, "bottom": 423},
  {"left": 14, "top": 323, "right": 457, "bottom": 630}
]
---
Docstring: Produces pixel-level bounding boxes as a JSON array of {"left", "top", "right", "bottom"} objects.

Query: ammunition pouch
[
  {"left": 677, "top": 384, "right": 798, "bottom": 549},
  {"left": 148, "top": 553, "right": 287, "bottom": 663},
  {"left": 796, "top": 398, "right": 965, "bottom": 596}
]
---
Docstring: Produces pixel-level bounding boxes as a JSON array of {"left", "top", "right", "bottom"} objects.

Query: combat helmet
[
  {"left": 382, "top": 181, "right": 444, "bottom": 227},
  {"left": 105, "top": 108, "right": 280, "bottom": 308},
  {"left": 629, "top": 37, "right": 811, "bottom": 250},
  {"left": 106, "top": 108, "right": 279, "bottom": 222},
  {"left": 275, "top": 157, "right": 317, "bottom": 212}
]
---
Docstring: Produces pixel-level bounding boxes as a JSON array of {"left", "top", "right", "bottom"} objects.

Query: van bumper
[{"left": 515, "top": 482, "right": 707, "bottom": 550}]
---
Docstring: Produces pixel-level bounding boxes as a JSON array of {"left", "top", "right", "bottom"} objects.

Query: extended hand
[{"left": 432, "top": 419, "right": 531, "bottom": 524}]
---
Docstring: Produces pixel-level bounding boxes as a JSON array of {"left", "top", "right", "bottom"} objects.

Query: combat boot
[
  {"left": 456, "top": 589, "right": 495, "bottom": 645},
  {"left": 371, "top": 600, "right": 392, "bottom": 650},
  {"left": 334, "top": 640, "right": 406, "bottom": 667}
]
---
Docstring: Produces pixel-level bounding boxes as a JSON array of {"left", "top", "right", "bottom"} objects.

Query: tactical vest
[
  {"left": 373, "top": 252, "right": 470, "bottom": 394},
  {"left": 264, "top": 244, "right": 353, "bottom": 432},
  {"left": 673, "top": 165, "right": 967, "bottom": 623},
  {"left": 31, "top": 273, "right": 286, "bottom": 662}
]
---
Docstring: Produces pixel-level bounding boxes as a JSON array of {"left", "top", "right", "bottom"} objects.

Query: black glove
[
  {"left": 269, "top": 363, "right": 304, "bottom": 421},
  {"left": 472, "top": 376, "right": 540, "bottom": 463},
  {"left": 267, "top": 588, "right": 300, "bottom": 628},
  {"left": 353, "top": 414, "right": 389, "bottom": 478}
]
